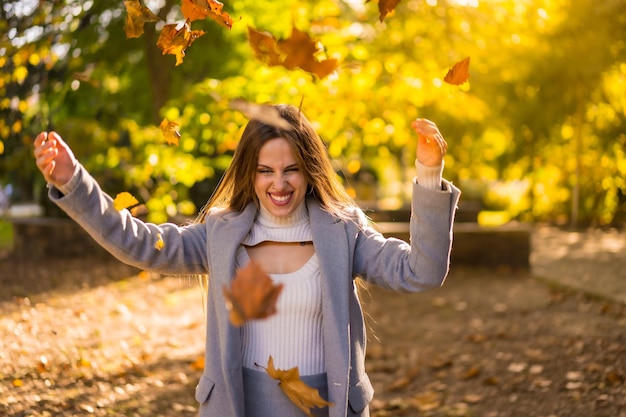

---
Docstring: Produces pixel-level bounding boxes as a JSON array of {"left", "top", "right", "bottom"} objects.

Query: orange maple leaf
[
  {"left": 260, "top": 356, "right": 334, "bottom": 417},
  {"left": 159, "top": 118, "right": 181, "bottom": 145},
  {"left": 123, "top": 0, "right": 161, "bottom": 39},
  {"left": 443, "top": 56, "right": 471, "bottom": 86},
  {"left": 222, "top": 261, "right": 284, "bottom": 327},
  {"left": 248, "top": 26, "right": 338, "bottom": 79},
  {"left": 156, "top": 21, "right": 206, "bottom": 66},
  {"left": 181, "top": 0, "right": 234, "bottom": 29}
]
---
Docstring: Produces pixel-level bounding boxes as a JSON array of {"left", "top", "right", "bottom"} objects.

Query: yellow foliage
[{"left": 13, "top": 66, "right": 28, "bottom": 84}]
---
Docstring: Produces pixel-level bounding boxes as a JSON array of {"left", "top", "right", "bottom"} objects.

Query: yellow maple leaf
[
  {"left": 123, "top": 0, "right": 160, "bottom": 39},
  {"left": 113, "top": 192, "right": 139, "bottom": 211},
  {"left": 159, "top": 118, "right": 182, "bottom": 145},
  {"left": 156, "top": 22, "right": 206, "bottom": 66},
  {"left": 262, "top": 356, "right": 334, "bottom": 416}
]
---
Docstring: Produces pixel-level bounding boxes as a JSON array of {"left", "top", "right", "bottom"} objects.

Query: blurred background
[{"left": 1, "top": 0, "right": 625, "bottom": 254}]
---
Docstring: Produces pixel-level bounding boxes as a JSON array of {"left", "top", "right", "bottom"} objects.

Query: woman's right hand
[{"left": 33, "top": 131, "right": 78, "bottom": 188}]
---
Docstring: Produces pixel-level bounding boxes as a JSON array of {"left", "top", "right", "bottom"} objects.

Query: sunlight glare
[{"left": 449, "top": 0, "right": 479, "bottom": 6}]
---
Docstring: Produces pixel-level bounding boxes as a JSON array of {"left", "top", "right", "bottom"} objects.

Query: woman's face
[{"left": 254, "top": 137, "right": 308, "bottom": 218}]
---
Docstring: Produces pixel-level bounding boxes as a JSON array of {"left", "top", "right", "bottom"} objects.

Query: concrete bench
[
  {"left": 10, "top": 217, "right": 113, "bottom": 261},
  {"left": 374, "top": 221, "right": 531, "bottom": 270}
]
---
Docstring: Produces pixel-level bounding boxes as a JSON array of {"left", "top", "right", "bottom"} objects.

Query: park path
[{"left": 530, "top": 225, "right": 626, "bottom": 304}]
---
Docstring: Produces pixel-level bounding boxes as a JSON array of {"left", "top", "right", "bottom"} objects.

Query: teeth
[{"left": 271, "top": 194, "right": 290, "bottom": 202}]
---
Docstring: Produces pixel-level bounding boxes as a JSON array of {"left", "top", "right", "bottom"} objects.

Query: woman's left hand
[{"left": 411, "top": 118, "right": 448, "bottom": 167}]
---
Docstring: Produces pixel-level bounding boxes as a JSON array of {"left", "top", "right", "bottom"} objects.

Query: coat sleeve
[
  {"left": 353, "top": 179, "right": 461, "bottom": 292},
  {"left": 48, "top": 165, "right": 209, "bottom": 275}
]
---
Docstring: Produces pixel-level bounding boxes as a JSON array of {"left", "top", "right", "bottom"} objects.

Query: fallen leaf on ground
[
  {"left": 443, "top": 56, "right": 470, "bottom": 86},
  {"left": 410, "top": 390, "right": 442, "bottom": 412},
  {"left": 222, "top": 261, "right": 283, "bottom": 326},
  {"left": 260, "top": 356, "right": 334, "bottom": 417},
  {"left": 387, "top": 364, "right": 420, "bottom": 391}
]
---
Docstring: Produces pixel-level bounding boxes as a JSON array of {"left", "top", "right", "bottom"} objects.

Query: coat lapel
[
  {"left": 206, "top": 203, "right": 258, "bottom": 417},
  {"left": 307, "top": 199, "right": 352, "bottom": 417}
]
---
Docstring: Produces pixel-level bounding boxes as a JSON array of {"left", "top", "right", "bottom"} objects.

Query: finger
[
  {"left": 34, "top": 132, "right": 48, "bottom": 148},
  {"left": 45, "top": 160, "right": 56, "bottom": 179},
  {"left": 36, "top": 147, "right": 58, "bottom": 173}
]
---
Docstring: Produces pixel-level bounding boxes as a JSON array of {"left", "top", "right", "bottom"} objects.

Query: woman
[{"left": 33, "top": 104, "right": 461, "bottom": 417}]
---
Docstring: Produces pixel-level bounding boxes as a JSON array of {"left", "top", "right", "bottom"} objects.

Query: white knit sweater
[{"left": 237, "top": 204, "right": 325, "bottom": 375}]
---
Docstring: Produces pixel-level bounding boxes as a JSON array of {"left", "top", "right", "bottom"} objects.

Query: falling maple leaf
[
  {"left": 260, "top": 356, "right": 334, "bottom": 417},
  {"left": 181, "top": 0, "right": 235, "bottom": 29},
  {"left": 154, "top": 233, "right": 165, "bottom": 251},
  {"left": 190, "top": 355, "right": 205, "bottom": 371},
  {"left": 222, "top": 261, "right": 283, "bottom": 326},
  {"left": 229, "top": 98, "right": 293, "bottom": 131},
  {"left": 443, "top": 56, "right": 471, "bottom": 86},
  {"left": 156, "top": 21, "right": 206, "bottom": 66},
  {"left": 368, "top": 0, "right": 402, "bottom": 22},
  {"left": 72, "top": 66, "right": 100, "bottom": 88},
  {"left": 248, "top": 26, "right": 338, "bottom": 79},
  {"left": 159, "top": 118, "right": 182, "bottom": 145},
  {"left": 123, "top": 0, "right": 161, "bottom": 39},
  {"left": 113, "top": 192, "right": 139, "bottom": 211}
]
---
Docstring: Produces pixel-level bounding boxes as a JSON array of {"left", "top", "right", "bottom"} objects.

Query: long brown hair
[{"left": 195, "top": 104, "right": 356, "bottom": 223}]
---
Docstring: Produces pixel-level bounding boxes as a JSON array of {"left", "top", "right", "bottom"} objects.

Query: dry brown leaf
[
  {"left": 387, "top": 364, "right": 420, "bottom": 391},
  {"left": 248, "top": 26, "right": 338, "bottom": 79},
  {"left": 130, "top": 204, "right": 148, "bottom": 217},
  {"left": 462, "top": 393, "right": 483, "bottom": 404},
  {"left": 159, "top": 118, "right": 181, "bottom": 145},
  {"left": 222, "top": 261, "right": 283, "bottom": 326},
  {"left": 156, "top": 22, "right": 206, "bottom": 66},
  {"left": 261, "top": 356, "right": 334, "bottom": 416},
  {"left": 368, "top": 0, "right": 402, "bottom": 22},
  {"left": 229, "top": 98, "right": 293, "bottom": 130},
  {"left": 443, "top": 56, "right": 470, "bottom": 86},
  {"left": 462, "top": 366, "right": 481, "bottom": 380},
  {"left": 123, "top": 0, "right": 161, "bottom": 39},
  {"left": 410, "top": 390, "right": 442, "bottom": 412},
  {"left": 181, "top": 0, "right": 234, "bottom": 29}
]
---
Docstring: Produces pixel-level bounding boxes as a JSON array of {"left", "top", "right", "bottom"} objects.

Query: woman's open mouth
[{"left": 268, "top": 192, "right": 292, "bottom": 206}]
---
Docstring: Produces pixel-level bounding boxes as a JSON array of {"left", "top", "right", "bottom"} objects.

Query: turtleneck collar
[{"left": 242, "top": 202, "right": 312, "bottom": 246}]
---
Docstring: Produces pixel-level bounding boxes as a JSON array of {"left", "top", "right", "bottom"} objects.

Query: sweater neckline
[{"left": 242, "top": 203, "right": 312, "bottom": 246}]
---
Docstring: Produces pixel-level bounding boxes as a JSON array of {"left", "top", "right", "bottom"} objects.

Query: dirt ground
[{"left": 0, "top": 225, "right": 624, "bottom": 417}]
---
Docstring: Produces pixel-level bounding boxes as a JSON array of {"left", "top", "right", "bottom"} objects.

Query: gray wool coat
[{"left": 49, "top": 165, "right": 461, "bottom": 417}]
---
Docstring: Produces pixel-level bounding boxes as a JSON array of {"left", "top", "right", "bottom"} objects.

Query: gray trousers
[{"left": 243, "top": 367, "right": 330, "bottom": 417}]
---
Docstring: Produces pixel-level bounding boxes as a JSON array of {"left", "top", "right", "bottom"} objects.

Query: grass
[{"left": 0, "top": 219, "right": 14, "bottom": 250}]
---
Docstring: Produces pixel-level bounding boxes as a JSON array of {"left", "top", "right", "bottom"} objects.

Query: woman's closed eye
[{"left": 256, "top": 166, "right": 300, "bottom": 175}]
